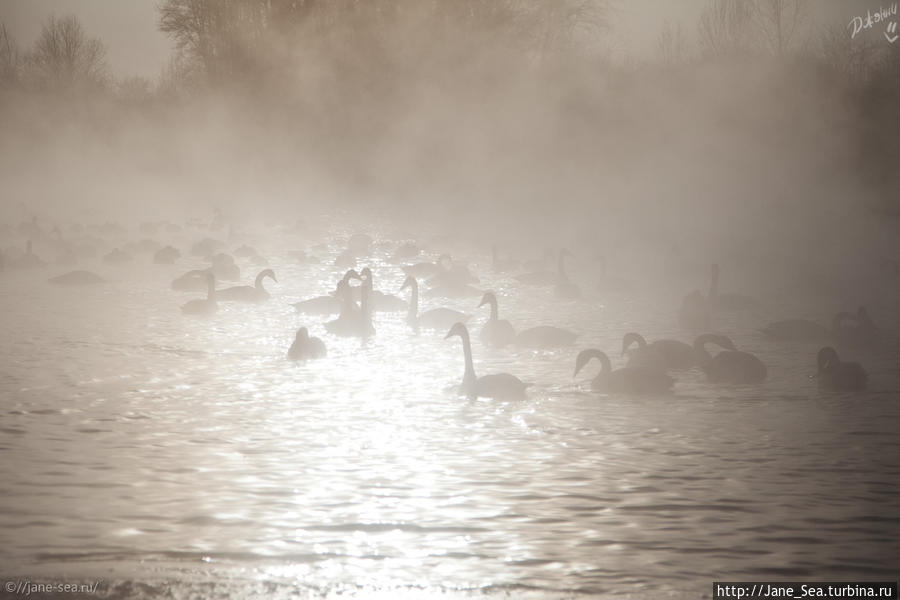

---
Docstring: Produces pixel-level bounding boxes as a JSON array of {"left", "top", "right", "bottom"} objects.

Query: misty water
[{"left": 2, "top": 215, "right": 899, "bottom": 599}]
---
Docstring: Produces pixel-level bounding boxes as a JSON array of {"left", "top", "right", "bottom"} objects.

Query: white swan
[
  {"left": 477, "top": 291, "right": 516, "bottom": 348},
  {"left": 694, "top": 333, "right": 766, "bottom": 384},
  {"left": 401, "top": 275, "right": 470, "bottom": 331},
  {"left": 216, "top": 268, "right": 277, "bottom": 303},
  {"left": 574, "top": 349, "right": 673, "bottom": 393},
  {"left": 621, "top": 332, "right": 695, "bottom": 370},
  {"left": 288, "top": 327, "right": 327, "bottom": 361},
  {"left": 815, "top": 347, "right": 867, "bottom": 391},
  {"left": 324, "top": 270, "right": 374, "bottom": 338},
  {"left": 181, "top": 272, "right": 217, "bottom": 316},
  {"left": 445, "top": 322, "right": 528, "bottom": 400}
]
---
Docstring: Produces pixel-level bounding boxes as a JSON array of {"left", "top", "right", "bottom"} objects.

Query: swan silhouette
[
  {"left": 815, "top": 347, "right": 867, "bottom": 391},
  {"left": 401, "top": 276, "right": 469, "bottom": 332},
  {"left": 217, "top": 268, "right": 277, "bottom": 302},
  {"left": 181, "top": 272, "right": 217, "bottom": 316},
  {"left": 288, "top": 327, "right": 327, "bottom": 361},
  {"left": 621, "top": 332, "right": 695, "bottom": 370},
  {"left": 574, "top": 349, "right": 673, "bottom": 393},
  {"left": 694, "top": 334, "right": 766, "bottom": 384},
  {"left": 445, "top": 322, "right": 528, "bottom": 400},
  {"left": 477, "top": 291, "right": 516, "bottom": 348}
]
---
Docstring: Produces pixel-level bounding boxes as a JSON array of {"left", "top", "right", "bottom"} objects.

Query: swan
[
  {"left": 554, "top": 249, "right": 581, "bottom": 299},
  {"left": 574, "top": 349, "right": 674, "bottom": 393},
  {"left": 293, "top": 270, "right": 357, "bottom": 315},
  {"left": 171, "top": 269, "right": 211, "bottom": 292},
  {"left": 445, "top": 322, "right": 528, "bottom": 400},
  {"left": 324, "top": 270, "right": 374, "bottom": 338},
  {"left": 694, "top": 333, "right": 767, "bottom": 384},
  {"left": 190, "top": 238, "right": 224, "bottom": 257},
  {"left": 621, "top": 332, "right": 695, "bottom": 370},
  {"left": 154, "top": 246, "right": 181, "bottom": 264},
  {"left": 708, "top": 264, "right": 758, "bottom": 310},
  {"left": 401, "top": 275, "right": 470, "bottom": 331},
  {"left": 353, "top": 267, "right": 407, "bottom": 312},
  {"left": 491, "top": 244, "right": 521, "bottom": 272},
  {"left": 208, "top": 253, "right": 240, "bottom": 281},
  {"left": 49, "top": 270, "right": 105, "bottom": 285},
  {"left": 216, "top": 268, "right": 277, "bottom": 302},
  {"left": 181, "top": 272, "right": 217, "bottom": 316},
  {"left": 403, "top": 254, "right": 450, "bottom": 279},
  {"left": 815, "top": 347, "right": 867, "bottom": 391},
  {"left": 515, "top": 325, "right": 578, "bottom": 349},
  {"left": 477, "top": 291, "right": 516, "bottom": 348},
  {"left": 288, "top": 327, "right": 327, "bottom": 361}
]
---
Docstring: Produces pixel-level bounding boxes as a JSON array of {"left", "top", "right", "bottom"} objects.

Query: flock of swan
[{"left": 1, "top": 217, "right": 879, "bottom": 399}]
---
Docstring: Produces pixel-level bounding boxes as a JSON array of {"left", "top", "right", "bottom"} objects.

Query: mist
[{"left": 2, "top": 1, "right": 900, "bottom": 597}]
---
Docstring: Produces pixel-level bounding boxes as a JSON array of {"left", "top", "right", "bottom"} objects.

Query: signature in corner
[
  {"left": 886, "top": 21, "right": 899, "bottom": 43},
  {"left": 848, "top": 3, "right": 899, "bottom": 41}
]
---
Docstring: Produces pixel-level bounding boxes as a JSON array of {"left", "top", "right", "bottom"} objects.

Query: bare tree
[
  {"left": 751, "top": 0, "right": 808, "bottom": 56},
  {"left": 28, "top": 14, "right": 108, "bottom": 91},
  {"left": 697, "top": 0, "right": 754, "bottom": 58},
  {"left": 819, "top": 23, "right": 881, "bottom": 83},
  {"left": 657, "top": 19, "right": 691, "bottom": 66},
  {"left": 0, "top": 22, "right": 20, "bottom": 86}
]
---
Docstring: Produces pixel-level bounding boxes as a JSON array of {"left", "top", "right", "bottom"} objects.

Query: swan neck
[
  {"left": 489, "top": 295, "right": 498, "bottom": 321},
  {"left": 407, "top": 279, "right": 419, "bottom": 321},
  {"left": 460, "top": 327, "right": 476, "bottom": 381}
]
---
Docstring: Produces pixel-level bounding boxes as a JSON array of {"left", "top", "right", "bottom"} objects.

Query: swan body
[
  {"left": 445, "top": 322, "right": 527, "bottom": 400},
  {"left": 694, "top": 334, "right": 767, "bottom": 384},
  {"left": 477, "top": 291, "right": 516, "bottom": 348},
  {"left": 216, "top": 268, "right": 276, "bottom": 302},
  {"left": 191, "top": 238, "right": 224, "bottom": 257},
  {"left": 402, "top": 276, "right": 469, "bottom": 331},
  {"left": 181, "top": 272, "right": 217, "bottom": 316},
  {"left": 288, "top": 327, "right": 327, "bottom": 361},
  {"left": 515, "top": 325, "right": 578, "bottom": 349},
  {"left": 49, "top": 270, "right": 105, "bottom": 285},
  {"left": 171, "top": 269, "right": 211, "bottom": 292},
  {"left": 325, "top": 270, "right": 374, "bottom": 338},
  {"left": 816, "top": 347, "right": 867, "bottom": 391},
  {"left": 154, "top": 246, "right": 181, "bottom": 264},
  {"left": 622, "top": 333, "right": 695, "bottom": 370},
  {"left": 574, "top": 349, "right": 673, "bottom": 394},
  {"left": 349, "top": 268, "right": 407, "bottom": 312}
]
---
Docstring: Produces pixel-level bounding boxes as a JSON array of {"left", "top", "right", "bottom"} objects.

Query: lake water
[{"left": 2, "top": 221, "right": 899, "bottom": 599}]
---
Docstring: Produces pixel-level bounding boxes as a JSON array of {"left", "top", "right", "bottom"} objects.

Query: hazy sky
[{"left": 0, "top": 0, "right": 867, "bottom": 80}]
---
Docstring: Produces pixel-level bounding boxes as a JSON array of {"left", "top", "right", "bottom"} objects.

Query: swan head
[
  {"left": 621, "top": 332, "right": 647, "bottom": 356},
  {"left": 296, "top": 327, "right": 310, "bottom": 341},
  {"left": 816, "top": 346, "right": 839, "bottom": 373},
  {"left": 477, "top": 291, "right": 497, "bottom": 308},
  {"left": 342, "top": 269, "right": 362, "bottom": 283},
  {"left": 261, "top": 268, "right": 277, "bottom": 283},
  {"left": 574, "top": 349, "right": 610, "bottom": 377},
  {"left": 444, "top": 322, "right": 469, "bottom": 340},
  {"left": 360, "top": 267, "right": 372, "bottom": 280}
]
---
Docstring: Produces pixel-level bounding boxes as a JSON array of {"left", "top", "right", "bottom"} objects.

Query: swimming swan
[
  {"left": 477, "top": 291, "right": 516, "bottom": 348},
  {"left": 216, "top": 268, "right": 277, "bottom": 302},
  {"left": 401, "top": 276, "right": 469, "bottom": 331},
  {"left": 181, "top": 272, "right": 217, "bottom": 316},
  {"left": 694, "top": 333, "right": 766, "bottom": 384},
  {"left": 288, "top": 327, "right": 327, "bottom": 360},
  {"left": 621, "top": 332, "right": 695, "bottom": 370},
  {"left": 815, "top": 346, "right": 867, "bottom": 391},
  {"left": 445, "top": 322, "right": 528, "bottom": 400},
  {"left": 574, "top": 349, "right": 673, "bottom": 393}
]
